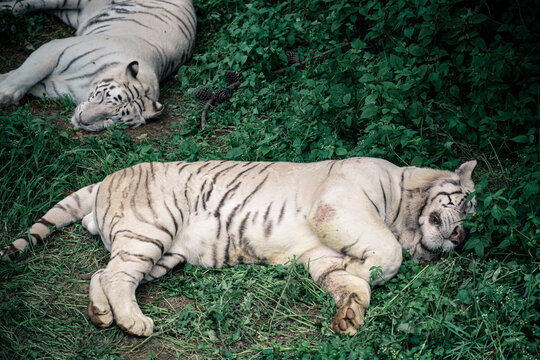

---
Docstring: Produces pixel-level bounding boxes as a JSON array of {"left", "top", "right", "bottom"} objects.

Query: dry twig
[{"left": 200, "top": 95, "right": 215, "bottom": 130}]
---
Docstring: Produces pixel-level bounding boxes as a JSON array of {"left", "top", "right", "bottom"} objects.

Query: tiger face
[
  {"left": 416, "top": 161, "right": 477, "bottom": 258},
  {"left": 71, "top": 62, "right": 164, "bottom": 131}
]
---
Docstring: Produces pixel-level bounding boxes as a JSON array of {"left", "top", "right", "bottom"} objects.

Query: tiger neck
[{"left": 388, "top": 166, "right": 444, "bottom": 255}]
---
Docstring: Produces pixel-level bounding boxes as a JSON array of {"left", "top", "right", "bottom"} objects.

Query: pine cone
[
  {"left": 226, "top": 70, "right": 240, "bottom": 87},
  {"left": 213, "top": 88, "right": 231, "bottom": 104},
  {"left": 285, "top": 51, "right": 299, "bottom": 65},
  {"left": 193, "top": 86, "right": 213, "bottom": 101}
]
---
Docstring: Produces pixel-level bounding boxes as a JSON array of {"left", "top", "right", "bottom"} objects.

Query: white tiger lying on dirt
[
  {"left": 1, "top": 158, "right": 477, "bottom": 336},
  {"left": 0, "top": 0, "right": 196, "bottom": 131}
]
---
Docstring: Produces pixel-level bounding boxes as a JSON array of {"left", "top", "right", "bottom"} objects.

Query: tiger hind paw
[
  {"left": 330, "top": 293, "right": 367, "bottom": 335},
  {"left": 116, "top": 313, "right": 154, "bottom": 337},
  {"left": 88, "top": 300, "right": 113, "bottom": 328},
  {"left": 0, "top": 88, "right": 26, "bottom": 106}
]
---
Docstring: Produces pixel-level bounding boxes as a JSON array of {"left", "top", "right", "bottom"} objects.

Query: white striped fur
[
  {"left": 0, "top": 0, "right": 196, "bottom": 131},
  {"left": 1, "top": 158, "right": 477, "bottom": 336}
]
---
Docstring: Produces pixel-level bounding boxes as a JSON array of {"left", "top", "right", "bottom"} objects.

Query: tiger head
[
  {"left": 404, "top": 161, "right": 477, "bottom": 260},
  {"left": 71, "top": 61, "right": 164, "bottom": 131}
]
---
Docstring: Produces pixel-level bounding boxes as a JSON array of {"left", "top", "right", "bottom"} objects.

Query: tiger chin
[{"left": 1, "top": 157, "right": 477, "bottom": 337}]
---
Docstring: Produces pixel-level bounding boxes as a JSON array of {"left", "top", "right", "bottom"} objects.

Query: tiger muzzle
[
  {"left": 71, "top": 103, "right": 115, "bottom": 131},
  {"left": 447, "top": 225, "right": 465, "bottom": 245}
]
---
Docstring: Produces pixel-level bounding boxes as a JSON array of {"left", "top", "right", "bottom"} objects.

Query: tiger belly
[
  {"left": 175, "top": 206, "right": 317, "bottom": 268},
  {"left": 174, "top": 215, "right": 224, "bottom": 268}
]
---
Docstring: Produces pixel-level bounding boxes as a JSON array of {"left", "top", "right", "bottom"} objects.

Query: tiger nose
[{"left": 449, "top": 226, "right": 463, "bottom": 245}]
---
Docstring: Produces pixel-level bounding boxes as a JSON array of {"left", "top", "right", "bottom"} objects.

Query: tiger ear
[
  {"left": 153, "top": 101, "right": 164, "bottom": 112},
  {"left": 125, "top": 61, "right": 139, "bottom": 79},
  {"left": 142, "top": 100, "right": 164, "bottom": 119},
  {"left": 455, "top": 160, "right": 477, "bottom": 180}
]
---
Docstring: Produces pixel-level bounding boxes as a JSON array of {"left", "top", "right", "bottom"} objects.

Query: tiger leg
[
  {"left": 308, "top": 195, "right": 403, "bottom": 333},
  {"left": 328, "top": 224, "right": 402, "bottom": 334},
  {"left": 95, "top": 233, "right": 171, "bottom": 337},
  {"left": 88, "top": 251, "right": 185, "bottom": 329},
  {"left": 311, "top": 200, "right": 403, "bottom": 285},
  {"left": 297, "top": 246, "right": 371, "bottom": 335},
  {"left": 328, "top": 230, "right": 401, "bottom": 335},
  {"left": 88, "top": 269, "right": 113, "bottom": 328},
  {"left": 0, "top": 37, "right": 81, "bottom": 105}
]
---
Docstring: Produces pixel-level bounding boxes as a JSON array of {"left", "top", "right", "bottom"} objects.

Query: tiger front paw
[
  {"left": 0, "top": 87, "right": 26, "bottom": 106},
  {"left": 330, "top": 293, "right": 367, "bottom": 335}
]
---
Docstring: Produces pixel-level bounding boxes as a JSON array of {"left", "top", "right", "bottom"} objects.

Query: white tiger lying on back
[
  {"left": 1, "top": 158, "right": 477, "bottom": 336},
  {"left": 0, "top": 0, "right": 196, "bottom": 131}
]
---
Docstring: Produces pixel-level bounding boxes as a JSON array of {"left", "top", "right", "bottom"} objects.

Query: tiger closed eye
[
  {"left": 464, "top": 202, "right": 476, "bottom": 214},
  {"left": 429, "top": 212, "right": 442, "bottom": 225}
]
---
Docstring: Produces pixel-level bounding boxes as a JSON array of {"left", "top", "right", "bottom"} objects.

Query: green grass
[{"left": 0, "top": 0, "right": 538, "bottom": 359}]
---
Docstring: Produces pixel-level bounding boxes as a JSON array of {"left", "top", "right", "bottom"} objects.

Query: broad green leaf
[
  {"left": 408, "top": 44, "right": 424, "bottom": 57},
  {"left": 403, "top": 27, "right": 414, "bottom": 39},
  {"left": 510, "top": 135, "right": 529, "bottom": 143},
  {"left": 365, "top": 93, "right": 378, "bottom": 105},
  {"left": 360, "top": 104, "right": 378, "bottom": 119},
  {"left": 411, "top": 156, "right": 423, "bottom": 167},
  {"left": 491, "top": 205, "right": 503, "bottom": 222}
]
